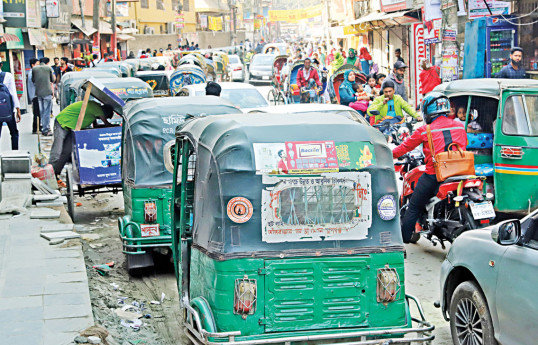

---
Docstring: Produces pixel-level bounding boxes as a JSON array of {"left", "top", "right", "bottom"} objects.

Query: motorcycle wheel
[{"left": 452, "top": 206, "right": 478, "bottom": 238}]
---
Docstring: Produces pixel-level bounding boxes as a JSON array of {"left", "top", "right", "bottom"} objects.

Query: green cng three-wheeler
[
  {"left": 433, "top": 78, "right": 538, "bottom": 215},
  {"left": 171, "top": 113, "right": 434, "bottom": 344},
  {"left": 118, "top": 97, "right": 242, "bottom": 272}
]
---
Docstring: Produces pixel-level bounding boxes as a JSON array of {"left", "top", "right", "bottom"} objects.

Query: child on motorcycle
[{"left": 392, "top": 92, "right": 467, "bottom": 243}]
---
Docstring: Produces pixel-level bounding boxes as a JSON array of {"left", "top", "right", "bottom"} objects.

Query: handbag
[{"left": 427, "top": 125, "right": 475, "bottom": 182}]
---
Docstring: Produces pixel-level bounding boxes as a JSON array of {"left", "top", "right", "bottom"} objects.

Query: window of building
[
  {"left": 183, "top": 0, "right": 190, "bottom": 12},
  {"left": 140, "top": 0, "right": 148, "bottom": 8},
  {"left": 156, "top": 0, "right": 164, "bottom": 10}
]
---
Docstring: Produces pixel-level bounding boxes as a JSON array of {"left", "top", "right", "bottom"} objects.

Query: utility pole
[
  {"left": 323, "top": 0, "right": 331, "bottom": 49},
  {"left": 93, "top": 0, "right": 99, "bottom": 30},
  {"left": 111, "top": 0, "right": 117, "bottom": 59},
  {"left": 79, "top": 0, "right": 85, "bottom": 27}
]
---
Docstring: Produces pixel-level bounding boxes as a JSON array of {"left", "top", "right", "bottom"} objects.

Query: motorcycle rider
[
  {"left": 296, "top": 57, "right": 321, "bottom": 103},
  {"left": 392, "top": 92, "right": 467, "bottom": 243},
  {"left": 367, "top": 80, "right": 422, "bottom": 133},
  {"left": 388, "top": 61, "right": 409, "bottom": 101}
]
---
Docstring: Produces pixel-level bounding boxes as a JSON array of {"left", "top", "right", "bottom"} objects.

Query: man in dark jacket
[
  {"left": 387, "top": 61, "right": 408, "bottom": 102},
  {"left": 32, "top": 57, "right": 55, "bottom": 136}
]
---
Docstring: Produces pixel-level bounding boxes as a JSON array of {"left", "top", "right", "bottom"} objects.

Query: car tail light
[
  {"left": 233, "top": 67, "right": 242, "bottom": 71},
  {"left": 480, "top": 219, "right": 490, "bottom": 224},
  {"left": 500, "top": 146, "right": 524, "bottom": 159},
  {"left": 377, "top": 265, "right": 401, "bottom": 304},
  {"left": 234, "top": 277, "right": 257, "bottom": 316},
  {"left": 144, "top": 200, "right": 157, "bottom": 223}
]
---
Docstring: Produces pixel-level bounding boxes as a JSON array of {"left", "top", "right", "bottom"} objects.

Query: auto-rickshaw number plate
[
  {"left": 141, "top": 224, "right": 160, "bottom": 237},
  {"left": 470, "top": 201, "right": 495, "bottom": 220}
]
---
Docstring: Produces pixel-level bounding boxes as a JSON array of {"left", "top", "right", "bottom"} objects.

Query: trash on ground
[
  {"left": 121, "top": 318, "right": 143, "bottom": 330},
  {"left": 81, "top": 233, "right": 101, "bottom": 241},
  {"left": 92, "top": 264, "right": 112, "bottom": 276},
  {"left": 79, "top": 325, "right": 110, "bottom": 345},
  {"left": 160, "top": 292, "right": 165, "bottom": 303},
  {"left": 149, "top": 301, "right": 160, "bottom": 305},
  {"left": 87, "top": 335, "right": 102, "bottom": 344},
  {"left": 73, "top": 335, "right": 88, "bottom": 343},
  {"left": 76, "top": 202, "right": 83, "bottom": 207},
  {"left": 114, "top": 306, "right": 143, "bottom": 320}
]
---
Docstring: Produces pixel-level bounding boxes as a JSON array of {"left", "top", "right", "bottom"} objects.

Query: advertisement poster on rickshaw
[
  {"left": 73, "top": 127, "right": 122, "bottom": 185},
  {"left": 252, "top": 141, "right": 376, "bottom": 175},
  {"left": 261, "top": 172, "right": 372, "bottom": 243}
]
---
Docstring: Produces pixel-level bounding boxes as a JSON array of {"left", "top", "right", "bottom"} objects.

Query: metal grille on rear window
[{"left": 278, "top": 186, "right": 357, "bottom": 226}]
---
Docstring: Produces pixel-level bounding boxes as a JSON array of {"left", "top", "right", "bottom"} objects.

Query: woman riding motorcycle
[{"left": 392, "top": 92, "right": 467, "bottom": 243}]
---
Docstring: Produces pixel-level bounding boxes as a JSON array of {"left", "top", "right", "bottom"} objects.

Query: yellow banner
[
  {"left": 269, "top": 4, "right": 323, "bottom": 23},
  {"left": 208, "top": 16, "right": 223, "bottom": 31}
]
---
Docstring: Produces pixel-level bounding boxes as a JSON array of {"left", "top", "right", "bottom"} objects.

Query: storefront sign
[
  {"left": 199, "top": 14, "right": 208, "bottom": 29},
  {"left": 208, "top": 16, "right": 222, "bottom": 31},
  {"left": 424, "top": 0, "right": 442, "bottom": 22},
  {"left": 45, "top": 0, "right": 59, "bottom": 17},
  {"left": 468, "top": 0, "right": 510, "bottom": 19},
  {"left": 26, "top": 0, "right": 41, "bottom": 27},
  {"left": 5, "top": 28, "right": 24, "bottom": 49},
  {"left": 412, "top": 23, "right": 427, "bottom": 108},
  {"left": 424, "top": 18, "right": 442, "bottom": 44},
  {"left": 107, "top": 2, "right": 129, "bottom": 17},
  {"left": 3, "top": 0, "right": 26, "bottom": 27},
  {"left": 380, "top": 0, "right": 407, "bottom": 13},
  {"left": 268, "top": 4, "right": 322, "bottom": 23},
  {"left": 48, "top": 0, "right": 72, "bottom": 31}
]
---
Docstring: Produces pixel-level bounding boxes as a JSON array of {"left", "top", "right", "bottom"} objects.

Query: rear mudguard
[{"left": 191, "top": 297, "right": 217, "bottom": 333}]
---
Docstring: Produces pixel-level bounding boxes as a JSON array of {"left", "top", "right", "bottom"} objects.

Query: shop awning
[
  {"left": 117, "top": 34, "right": 135, "bottom": 41},
  {"left": 71, "top": 18, "right": 98, "bottom": 36},
  {"left": 71, "top": 17, "right": 116, "bottom": 36},
  {"left": 348, "top": 10, "right": 419, "bottom": 28},
  {"left": 0, "top": 33, "right": 21, "bottom": 44}
]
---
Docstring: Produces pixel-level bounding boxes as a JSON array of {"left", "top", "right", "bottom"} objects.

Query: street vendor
[{"left": 49, "top": 101, "right": 114, "bottom": 187}]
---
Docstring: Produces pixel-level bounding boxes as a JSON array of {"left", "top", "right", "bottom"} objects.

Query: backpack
[{"left": 0, "top": 72, "right": 14, "bottom": 122}]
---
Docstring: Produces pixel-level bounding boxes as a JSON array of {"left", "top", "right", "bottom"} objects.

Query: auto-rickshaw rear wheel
[{"left": 65, "top": 165, "right": 75, "bottom": 222}]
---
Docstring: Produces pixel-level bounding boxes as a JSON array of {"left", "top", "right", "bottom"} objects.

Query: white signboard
[
  {"left": 261, "top": 172, "right": 372, "bottom": 243},
  {"left": 45, "top": 0, "right": 59, "bottom": 18}
]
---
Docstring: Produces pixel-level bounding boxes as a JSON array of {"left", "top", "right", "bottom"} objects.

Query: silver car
[
  {"left": 248, "top": 54, "right": 274, "bottom": 83},
  {"left": 227, "top": 55, "right": 245, "bottom": 82}
]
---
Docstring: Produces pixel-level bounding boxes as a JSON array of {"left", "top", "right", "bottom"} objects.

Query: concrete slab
[
  {"left": 0, "top": 296, "right": 43, "bottom": 310},
  {"left": 4, "top": 173, "right": 32, "bottom": 179},
  {"left": 44, "top": 293, "right": 90, "bottom": 306},
  {"left": 0, "top": 194, "right": 31, "bottom": 213},
  {"left": 0, "top": 320, "right": 44, "bottom": 337},
  {"left": 36, "top": 201, "right": 65, "bottom": 207},
  {"left": 0, "top": 284, "right": 44, "bottom": 297},
  {"left": 34, "top": 194, "right": 60, "bottom": 201},
  {"left": 2, "top": 334, "right": 44, "bottom": 345},
  {"left": 40, "top": 223, "right": 74, "bottom": 233},
  {"left": 1, "top": 180, "right": 32, "bottom": 199},
  {"left": 44, "top": 282, "right": 89, "bottom": 295},
  {"left": 0, "top": 306, "right": 44, "bottom": 323},
  {"left": 30, "top": 208, "right": 61, "bottom": 219},
  {"left": 40, "top": 231, "right": 81, "bottom": 241},
  {"left": 44, "top": 316, "right": 93, "bottom": 333},
  {"left": 44, "top": 304, "right": 91, "bottom": 320},
  {"left": 44, "top": 331, "right": 79, "bottom": 345},
  {"left": 45, "top": 272, "right": 88, "bottom": 284}
]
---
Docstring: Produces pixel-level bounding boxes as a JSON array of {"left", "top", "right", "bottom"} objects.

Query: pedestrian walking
[
  {"left": 27, "top": 58, "right": 41, "bottom": 134},
  {"left": 496, "top": 47, "right": 526, "bottom": 79},
  {"left": 32, "top": 57, "right": 55, "bottom": 136},
  {"left": 0, "top": 57, "right": 21, "bottom": 149},
  {"left": 395, "top": 48, "right": 405, "bottom": 63}
]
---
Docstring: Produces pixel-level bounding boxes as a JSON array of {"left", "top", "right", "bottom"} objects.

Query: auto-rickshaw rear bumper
[
  {"left": 118, "top": 216, "right": 171, "bottom": 254},
  {"left": 184, "top": 294, "right": 434, "bottom": 345}
]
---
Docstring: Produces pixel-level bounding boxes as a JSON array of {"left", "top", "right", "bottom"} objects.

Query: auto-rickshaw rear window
[{"left": 503, "top": 94, "right": 538, "bottom": 136}]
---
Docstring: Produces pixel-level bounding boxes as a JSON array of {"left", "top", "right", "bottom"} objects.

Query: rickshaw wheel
[
  {"left": 276, "top": 91, "right": 286, "bottom": 105},
  {"left": 267, "top": 89, "right": 277, "bottom": 105},
  {"left": 65, "top": 165, "right": 75, "bottom": 222}
]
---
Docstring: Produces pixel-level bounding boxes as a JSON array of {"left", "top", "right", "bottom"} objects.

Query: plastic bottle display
[{"left": 489, "top": 30, "right": 514, "bottom": 76}]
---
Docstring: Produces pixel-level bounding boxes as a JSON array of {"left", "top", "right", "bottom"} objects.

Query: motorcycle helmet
[{"left": 421, "top": 92, "right": 450, "bottom": 124}]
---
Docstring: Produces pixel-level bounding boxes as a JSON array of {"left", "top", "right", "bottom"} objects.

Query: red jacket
[
  {"left": 296, "top": 67, "right": 321, "bottom": 88},
  {"left": 393, "top": 116, "right": 467, "bottom": 175}
]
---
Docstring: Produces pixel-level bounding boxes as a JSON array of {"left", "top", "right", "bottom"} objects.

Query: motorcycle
[
  {"left": 396, "top": 150, "right": 495, "bottom": 248},
  {"left": 370, "top": 110, "right": 415, "bottom": 145}
]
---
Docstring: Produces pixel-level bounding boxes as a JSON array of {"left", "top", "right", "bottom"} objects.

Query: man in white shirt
[{"left": 0, "top": 57, "right": 21, "bottom": 149}]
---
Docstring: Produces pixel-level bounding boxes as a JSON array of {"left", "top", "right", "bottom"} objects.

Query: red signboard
[{"left": 412, "top": 22, "right": 427, "bottom": 108}]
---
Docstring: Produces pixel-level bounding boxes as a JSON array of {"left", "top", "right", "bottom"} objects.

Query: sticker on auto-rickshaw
[
  {"left": 261, "top": 172, "right": 372, "bottom": 242},
  {"left": 227, "top": 197, "right": 254, "bottom": 223},
  {"left": 108, "top": 87, "right": 150, "bottom": 98},
  {"left": 140, "top": 224, "right": 160, "bottom": 237},
  {"left": 253, "top": 141, "right": 375, "bottom": 175}
]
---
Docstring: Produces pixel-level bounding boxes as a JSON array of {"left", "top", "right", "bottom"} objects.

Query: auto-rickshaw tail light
[
  {"left": 377, "top": 265, "right": 401, "bottom": 304},
  {"left": 500, "top": 146, "right": 524, "bottom": 159},
  {"left": 144, "top": 201, "right": 157, "bottom": 223},
  {"left": 234, "top": 278, "right": 257, "bottom": 315}
]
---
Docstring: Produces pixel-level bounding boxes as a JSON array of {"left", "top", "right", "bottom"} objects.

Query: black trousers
[
  {"left": 0, "top": 115, "right": 19, "bottom": 150},
  {"left": 31, "top": 97, "right": 41, "bottom": 133},
  {"left": 401, "top": 173, "right": 440, "bottom": 243}
]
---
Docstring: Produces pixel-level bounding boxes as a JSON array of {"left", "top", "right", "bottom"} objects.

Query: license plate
[
  {"left": 262, "top": 76, "right": 270, "bottom": 80},
  {"left": 141, "top": 224, "right": 160, "bottom": 237},
  {"left": 470, "top": 201, "right": 496, "bottom": 220}
]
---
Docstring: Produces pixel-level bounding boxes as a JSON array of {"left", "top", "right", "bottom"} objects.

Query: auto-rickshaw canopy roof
[
  {"left": 87, "top": 77, "right": 153, "bottom": 100},
  {"left": 177, "top": 113, "right": 401, "bottom": 256},
  {"left": 434, "top": 78, "right": 538, "bottom": 98},
  {"left": 122, "top": 96, "right": 241, "bottom": 186}
]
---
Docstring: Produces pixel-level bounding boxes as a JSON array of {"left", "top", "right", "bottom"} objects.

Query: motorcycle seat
[{"left": 444, "top": 175, "right": 481, "bottom": 183}]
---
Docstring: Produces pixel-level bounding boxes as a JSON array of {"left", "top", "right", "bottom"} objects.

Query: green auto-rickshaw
[
  {"left": 118, "top": 97, "right": 242, "bottom": 272},
  {"left": 60, "top": 71, "right": 119, "bottom": 110},
  {"left": 171, "top": 112, "right": 433, "bottom": 344},
  {"left": 95, "top": 61, "right": 134, "bottom": 77},
  {"left": 433, "top": 78, "right": 538, "bottom": 215}
]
